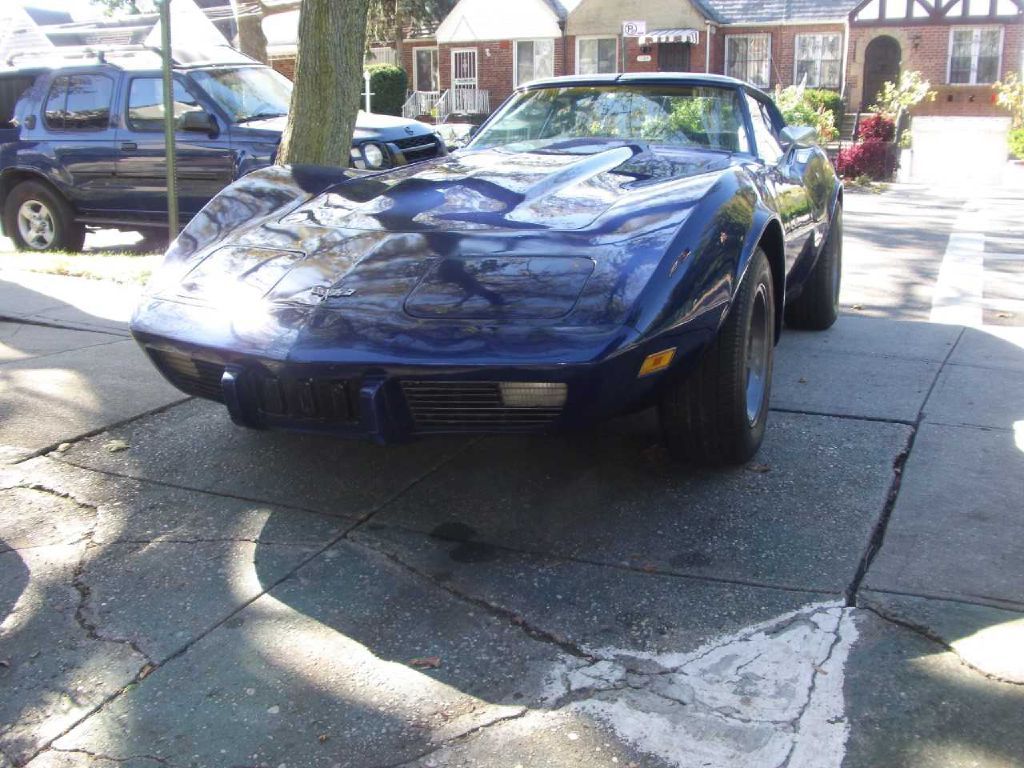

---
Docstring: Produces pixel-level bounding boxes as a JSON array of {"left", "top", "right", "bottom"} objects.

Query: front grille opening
[
  {"left": 402, "top": 381, "right": 567, "bottom": 431},
  {"left": 256, "top": 375, "right": 356, "bottom": 423},
  {"left": 148, "top": 349, "right": 225, "bottom": 402},
  {"left": 392, "top": 134, "right": 441, "bottom": 163}
]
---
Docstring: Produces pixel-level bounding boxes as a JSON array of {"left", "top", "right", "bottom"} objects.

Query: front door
[
  {"left": 115, "top": 76, "right": 235, "bottom": 221},
  {"left": 862, "top": 36, "right": 901, "bottom": 111},
  {"left": 451, "top": 48, "right": 478, "bottom": 114},
  {"left": 657, "top": 43, "right": 691, "bottom": 72}
]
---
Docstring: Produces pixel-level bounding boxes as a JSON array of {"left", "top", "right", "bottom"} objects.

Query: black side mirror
[{"left": 178, "top": 110, "right": 217, "bottom": 136}]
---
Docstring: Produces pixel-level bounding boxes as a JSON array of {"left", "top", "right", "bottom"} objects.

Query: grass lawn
[{"left": 0, "top": 250, "right": 162, "bottom": 284}]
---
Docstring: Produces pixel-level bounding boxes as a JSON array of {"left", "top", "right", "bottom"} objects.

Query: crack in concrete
[
  {"left": 46, "top": 747, "right": 172, "bottom": 766},
  {"left": 859, "top": 603, "right": 1024, "bottom": 687},
  {"left": 12, "top": 441, "right": 480, "bottom": 767},
  {"left": 384, "top": 707, "right": 530, "bottom": 768},
  {"left": 351, "top": 534, "right": 595, "bottom": 662}
]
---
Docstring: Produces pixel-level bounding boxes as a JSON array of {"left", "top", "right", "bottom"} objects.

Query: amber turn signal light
[{"left": 638, "top": 348, "right": 676, "bottom": 377}]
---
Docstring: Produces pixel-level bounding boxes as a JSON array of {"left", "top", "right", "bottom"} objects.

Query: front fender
[{"left": 626, "top": 166, "right": 779, "bottom": 343}]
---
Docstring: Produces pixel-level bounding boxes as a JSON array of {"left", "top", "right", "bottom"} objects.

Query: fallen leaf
[
  {"left": 55, "top": 443, "right": 72, "bottom": 453},
  {"left": 639, "top": 563, "right": 658, "bottom": 573},
  {"left": 138, "top": 663, "right": 155, "bottom": 679},
  {"left": 410, "top": 656, "right": 441, "bottom": 669},
  {"left": 746, "top": 463, "right": 771, "bottom": 474},
  {"left": 317, "top": 734, "right": 329, "bottom": 744},
  {"left": 104, "top": 439, "right": 129, "bottom": 453},
  {"left": 0, "top": 659, "right": 10, "bottom": 668},
  {"left": 852, "top": 304, "right": 863, "bottom": 310},
  {"left": 798, "top": 377, "right": 808, "bottom": 384}
]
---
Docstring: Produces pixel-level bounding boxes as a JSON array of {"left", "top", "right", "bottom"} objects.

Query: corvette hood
[{"left": 281, "top": 141, "right": 733, "bottom": 233}]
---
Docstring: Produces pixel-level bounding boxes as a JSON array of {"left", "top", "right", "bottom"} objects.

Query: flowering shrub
[
  {"left": 836, "top": 139, "right": 896, "bottom": 180},
  {"left": 856, "top": 114, "right": 895, "bottom": 142},
  {"left": 870, "top": 71, "right": 935, "bottom": 119}
]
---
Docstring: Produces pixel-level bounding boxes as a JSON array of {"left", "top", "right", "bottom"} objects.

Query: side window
[
  {"left": 43, "top": 76, "right": 69, "bottom": 130},
  {"left": 127, "top": 78, "right": 203, "bottom": 132},
  {"left": 63, "top": 75, "right": 113, "bottom": 131},
  {"left": 746, "top": 94, "right": 784, "bottom": 164}
]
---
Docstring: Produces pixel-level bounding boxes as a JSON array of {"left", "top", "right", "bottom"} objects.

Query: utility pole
[{"left": 158, "top": 0, "right": 179, "bottom": 240}]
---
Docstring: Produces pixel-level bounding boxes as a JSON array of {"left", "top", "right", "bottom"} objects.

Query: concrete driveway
[{"left": 1, "top": 175, "right": 1022, "bottom": 768}]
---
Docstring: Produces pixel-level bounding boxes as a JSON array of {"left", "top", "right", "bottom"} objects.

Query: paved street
[{"left": 1, "top": 175, "right": 1023, "bottom": 768}]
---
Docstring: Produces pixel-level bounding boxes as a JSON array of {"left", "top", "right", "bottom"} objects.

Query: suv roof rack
[{"left": 5, "top": 43, "right": 171, "bottom": 68}]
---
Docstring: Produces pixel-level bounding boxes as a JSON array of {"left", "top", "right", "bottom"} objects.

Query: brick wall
[
  {"left": 270, "top": 56, "right": 295, "bottom": 80},
  {"left": 707, "top": 24, "right": 846, "bottom": 91},
  {"left": 847, "top": 22, "right": 1022, "bottom": 117}
]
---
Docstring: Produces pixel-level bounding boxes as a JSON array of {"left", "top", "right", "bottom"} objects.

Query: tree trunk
[{"left": 277, "top": 0, "right": 370, "bottom": 167}]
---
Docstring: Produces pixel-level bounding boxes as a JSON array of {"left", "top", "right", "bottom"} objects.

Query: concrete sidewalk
[{"left": 1, "top": 180, "right": 1023, "bottom": 768}]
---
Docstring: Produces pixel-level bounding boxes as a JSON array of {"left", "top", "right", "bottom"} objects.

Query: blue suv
[{"left": 0, "top": 50, "right": 446, "bottom": 252}]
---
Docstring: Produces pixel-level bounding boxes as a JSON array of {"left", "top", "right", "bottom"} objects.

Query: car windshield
[
  {"left": 190, "top": 66, "right": 292, "bottom": 124},
  {"left": 471, "top": 84, "right": 750, "bottom": 154}
]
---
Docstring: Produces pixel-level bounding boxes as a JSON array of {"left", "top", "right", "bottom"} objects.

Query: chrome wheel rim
[
  {"left": 745, "top": 284, "right": 771, "bottom": 425},
  {"left": 17, "top": 200, "right": 56, "bottom": 250}
]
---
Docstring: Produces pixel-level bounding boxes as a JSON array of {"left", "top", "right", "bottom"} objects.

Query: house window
[
  {"left": 414, "top": 47, "right": 439, "bottom": 91},
  {"left": 577, "top": 37, "right": 618, "bottom": 75},
  {"left": 794, "top": 33, "right": 842, "bottom": 89},
  {"left": 725, "top": 34, "right": 770, "bottom": 89},
  {"left": 948, "top": 28, "right": 1002, "bottom": 84},
  {"left": 515, "top": 39, "right": 555, "bottom": 86}
]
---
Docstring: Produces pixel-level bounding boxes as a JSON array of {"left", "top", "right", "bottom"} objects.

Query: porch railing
[
  {"left": 402, "top": 90, "right": 440, "bottom": 120},
  {"left": 435, "top": 88, "right": 490, "bottom": 123}
]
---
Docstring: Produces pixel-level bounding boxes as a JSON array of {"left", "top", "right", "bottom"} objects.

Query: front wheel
[
  {"left": 3, "top": 180, "right": 85, "bottom": 253},
  {"left": 785, "top": 206, "right": 842, "bottom": 330},
  {"left": 659, "top": 248, "right": 775, "bottom": 466}
]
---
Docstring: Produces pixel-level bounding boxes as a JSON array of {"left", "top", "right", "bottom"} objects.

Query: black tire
[
  {"left": 659, "top": 248, "right": 775, "bottom": 466},
  {"left": 785, "top": 206, "right": 842, "bottom": 331},
  {"left": 3, "top": 180, "right": 85, "bottom": 253}
]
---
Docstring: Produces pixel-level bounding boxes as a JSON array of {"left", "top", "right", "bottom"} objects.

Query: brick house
[{"left": 399, "top": 0, "right": 1022, "bottom": 121}]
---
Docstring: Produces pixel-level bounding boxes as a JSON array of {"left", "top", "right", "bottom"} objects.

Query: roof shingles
[{"left": 697, "top": 0, "right": 860, "bottom": 24}]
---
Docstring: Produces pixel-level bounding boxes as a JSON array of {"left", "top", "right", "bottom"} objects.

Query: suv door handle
[{"left": 120, "top": 142, "right": 138, "bottom": 151}]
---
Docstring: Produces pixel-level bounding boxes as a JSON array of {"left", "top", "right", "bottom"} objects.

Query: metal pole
[
  {"left": 364, "top": 70, "right": 372, "bottom": 113},
  {"left": 158, "top": 0, "right": 179, "bottom": 240}
]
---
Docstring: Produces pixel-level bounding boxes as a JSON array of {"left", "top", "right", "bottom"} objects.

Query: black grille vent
[
  {"left": 255, "top": 376, "right": 355, "bottom": 423},
  {"left": 402, "top": 381, "right": 565, "bottom": 432},
  {"left": 148, "top": 349, "right": 225, "bottom": 402},
  {"left": 392, "top": 134, "right": 441, "bottom": 163}
]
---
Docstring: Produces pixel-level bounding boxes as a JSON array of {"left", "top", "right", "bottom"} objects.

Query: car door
[
  {"left": 115, "top": 75, "right": 235, "bottom": 222},
  {"left": 744, "top": 92, "right": 815, "bottom": 274},
  {"left": 39, "top": 72, "right": 121, "bottom": 214}
]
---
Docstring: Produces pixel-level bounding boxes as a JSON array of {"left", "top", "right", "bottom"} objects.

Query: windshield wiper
[{"left": 236, "top": 112, "right": 287, "bottom": 124}]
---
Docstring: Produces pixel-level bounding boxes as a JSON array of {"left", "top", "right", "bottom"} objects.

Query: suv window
[
  {"left": 43, "top": 74, "right": 113, "bottom": 131},
  {"left": 127, "top": 78, "right": 204, "bottom": 132}
]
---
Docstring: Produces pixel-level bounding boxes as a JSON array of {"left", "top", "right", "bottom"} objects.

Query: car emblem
[
  {"left": 311, "top": 285, "right": 357, "bottom": 300},
  {"left": 404, "top": 126, "right": 416, "bottom": 135}
]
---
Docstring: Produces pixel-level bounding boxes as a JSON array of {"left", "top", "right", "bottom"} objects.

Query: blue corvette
[{"left": 132, "top": 74, "right": 842, "bottom": 465}]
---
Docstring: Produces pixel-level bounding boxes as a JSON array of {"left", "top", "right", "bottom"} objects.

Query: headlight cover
[{"left": 362, "top": 142, "right": 386, "bottom": 169}]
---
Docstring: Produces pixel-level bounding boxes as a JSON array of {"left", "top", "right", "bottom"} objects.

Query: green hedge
[
  {"left": 1010, "top": 128, "right": 1024, "bottom": 160},
  {"left": 803, "top": 89, "right": 843, "bottom": 128},
  {"left": 367, "top": 64, "right": 407, "bottom": 117}
]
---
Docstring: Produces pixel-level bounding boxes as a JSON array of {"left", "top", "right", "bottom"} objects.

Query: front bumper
[{"left": 135, "top": 329, "right": 711, "bottom": 444}]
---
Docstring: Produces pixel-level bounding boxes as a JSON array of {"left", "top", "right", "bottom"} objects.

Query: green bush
[
  {"left": 803, "top": 89, "right": 843, "bottom": 129},
  {"left": 773, "top": 85, "right": 837, "bottom": 143},
  {"left": 1009, "top": 128, "right": 1024, "bottom": 160},
  {"left": 367, "top": 64, "right": 407, "bottom": 117}
]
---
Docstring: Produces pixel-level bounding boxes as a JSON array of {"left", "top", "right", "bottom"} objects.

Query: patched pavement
[{"left": 1, "top": 176, "right": 1023, "bottom": 768}]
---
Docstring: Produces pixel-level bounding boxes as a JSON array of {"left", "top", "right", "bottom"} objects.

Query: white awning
[{"left": 640, "top": 28, "right": 700, "bottom": 45}]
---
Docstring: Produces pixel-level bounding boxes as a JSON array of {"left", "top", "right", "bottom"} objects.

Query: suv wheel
[{"left": 3, "top": 181, "right": 85, "bottom": 253}]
